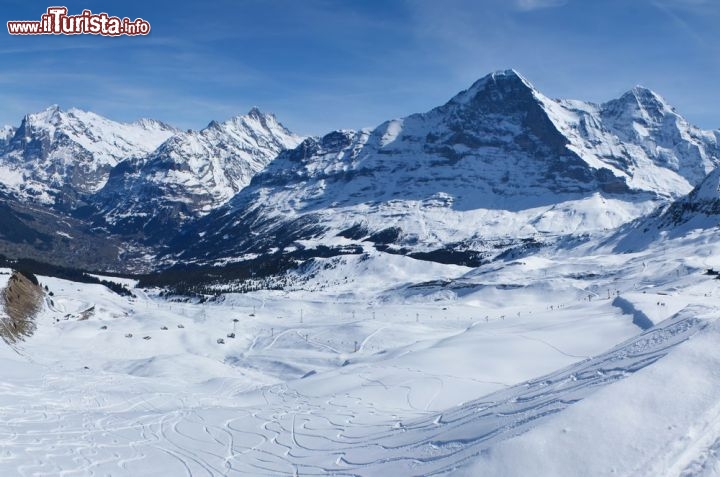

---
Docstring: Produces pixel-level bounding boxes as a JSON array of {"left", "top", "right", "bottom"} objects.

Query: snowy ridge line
[
  {"left": 92, "top": 108, "right": 303, "bottom": 237},
  {"left": 461, "top": 302, "right": 720, "bottom": 477}
]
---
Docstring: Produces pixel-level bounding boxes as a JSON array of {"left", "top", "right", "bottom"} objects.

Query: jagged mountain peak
[
  {"left": 628, "top": 85, "right": 667, "bottom": 103},
  {"left": 16, "top": 104, "right": 179, "bottom": 145},
  {"left": 602, "top": 86, "right": 676, "bottom": 124},
  {"left": 206, "top": 119, "right": 222, "bottom": 130},
  {"left": 594, "top": 83, "right": 718, "bottom": 188},
  {"left": 132, "top": 117, "right": 177, "bottom": 131},
  {"left": 233, "top": 108, "right": 293, "bottom": 138},
  {"left": 23, "top": 105, "right": 99, "bottom": 128},
  {"left": 35, "top": 104, "right": 61, "bottom": 115},
  {"left": 92, "top": 109, "right": 304, "bottom": 239},
  {"left": 198, "top": 108, "right": 294, "bottom": 143},
  {"left": 473, "top": 68, "right": 534, "bottom": 91},
  {"left": 148, "top": 108, "right": 301, "bottom": 166},
  {"left": 20, "top": 105, "right": 177, "bottom": 131},
  {"left": 247, "top": 106, "right": 266, "bottom": 119},
  {"left": 448, "top": 68, "right": 538, "bottom": 108},
  {"left": 21, "top": 104, "right": 64, "bottom": 129},
  {"left": 489, "top": 68, "right": 534, "bottom": 86},
  {"left": 0, "top": 106, "right": 179, "bottom": 204}
]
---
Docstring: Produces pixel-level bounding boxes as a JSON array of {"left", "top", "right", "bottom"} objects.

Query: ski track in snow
[
  {"left": 0, "top": 313, "right": 705, "bottom": 476},
  {"left": 1, "top": 237, "right": 720, "bottom": 476}
]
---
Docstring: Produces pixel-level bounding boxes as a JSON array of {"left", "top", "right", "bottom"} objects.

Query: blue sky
[{"left": 0, "top": 0, "right": 718, "bottom": 135}]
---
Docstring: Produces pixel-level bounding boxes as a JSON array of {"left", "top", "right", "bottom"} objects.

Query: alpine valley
[{"left": 1, "top": 70, "right": 720, "bottom": 477}]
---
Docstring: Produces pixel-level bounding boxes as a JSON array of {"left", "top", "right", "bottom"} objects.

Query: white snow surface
[{"left": 1, "top": 224, "right": 719, "bottom": 476}]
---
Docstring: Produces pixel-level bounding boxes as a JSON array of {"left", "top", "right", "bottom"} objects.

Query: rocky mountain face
[
  {"left": 166, "top": 70, "right": 720, "bottom": 267},
  {"left": 90, "top": 108, "right": 302, "bottom": 240},
  {"left": 0, "top": 106, "right": 178, "bottom": 209},
  {"left": 0, "top": 270, "right": 43, "bottom": 344}
]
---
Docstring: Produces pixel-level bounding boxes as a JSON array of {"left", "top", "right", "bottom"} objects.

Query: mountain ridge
[
  {"left": 0, "top": 105, "right": 179, "bottom": 207},
  {"left": 0, "top": 70, "right": 718, "bottom": 274},
  {"left": 166, "top": 69, "right": 720, "bottom": 267},
  {"left": 90, "top": 108, "right": 303, "bottom": 240}
]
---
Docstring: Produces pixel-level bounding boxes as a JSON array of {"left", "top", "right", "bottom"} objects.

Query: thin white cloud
[
  {"left": 515, "top": 0, "right": 568, "bottom": 11},
  {"left": 654, "top": 0, "right": 711, "bottom": 6},
  {"left": 650, "top": 0, "right": 716, "bottom": 47},
  {"left": 651, "top": 0, "right": 719, "bottom": 15}
]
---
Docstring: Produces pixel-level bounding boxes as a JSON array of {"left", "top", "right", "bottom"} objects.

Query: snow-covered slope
[
  {"left": 169, "top": 70, "right": 720, "bottom": 265},
  {"left": 91, "top": 108, "right": 302, "bottom": 238},
  {"left": 1, "top": 213, "right": 719, "bottom": 475},
  {"left": 607, "top": 165, "right": 720, "bottom": 254},
  {"left": 660, "top": 166, "right": 720, "bottom": 227},
  {"left": 0, "top": 106, "right": 178, "bottom": 205}
]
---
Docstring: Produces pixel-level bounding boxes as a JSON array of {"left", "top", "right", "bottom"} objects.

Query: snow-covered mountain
[
  {"left": 608, "top": 165, "right": 720, "bottom": 253},
  {"left": 559, "top": 86, "right": 720, "bottom": 195},
  {"left": 91, "top": 108, "right": 302, "bottom": 239},
  {"left": 168, "top": 70, "right": 720, "bottom": 265},
  {"left": 0, "top": 106, "right": 178, "bottom": 207},
  {"left": 660, "top": 165, "right": 720, "bottom": 226}
]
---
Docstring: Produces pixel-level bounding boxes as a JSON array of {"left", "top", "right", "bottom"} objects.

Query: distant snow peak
[
  {"left": 0, "top": 105, "right": 179, "bottom": 203},
  {"left": 597, "top": 84, "right": 718, "bottom": 187},
  {"left": 206, "top": 119, "right": 222, "bottom": 130},
  {"left": 133, "top": 117, "right": 176, "bottom": 131},
  {"left": 605, "top": 86, "right": 675, "bottom": 125},
  {"left": 491, "top": 68, "right": 533, "bottom": 86},
  {"left": 91, "top": 108, "right": 304, "bottom": 238}
]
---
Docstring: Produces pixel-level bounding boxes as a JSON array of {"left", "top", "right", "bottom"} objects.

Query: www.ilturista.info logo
[{"left": 7, "top": 7, "right": 150, "bottom": 36}]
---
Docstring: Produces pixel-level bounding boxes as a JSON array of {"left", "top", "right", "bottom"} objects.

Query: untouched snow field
[{"left": 0, "top": 231, "right": 719, "bottom": 476}]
